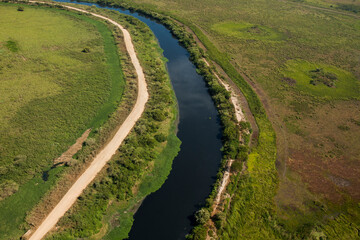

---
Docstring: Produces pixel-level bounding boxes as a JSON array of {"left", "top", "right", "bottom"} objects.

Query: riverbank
[
  {"left": 0, "top": 2, "right": 129, "bottom": 238},
  {"left": 115, "top": 1, "right": 360, "bottom": 239},
  {"left": 26, "top": 2, "right": 149, "bottom": 239},
  {"left": 54, "top": 1, "right": 252, "bottom": 238},
  {"left": 18, "top": 2, "right": 182, "bottom": 239}
]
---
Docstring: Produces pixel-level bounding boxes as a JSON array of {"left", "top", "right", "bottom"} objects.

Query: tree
[{"left": 195, "top": 208, "right": 210, "bottom": 225}]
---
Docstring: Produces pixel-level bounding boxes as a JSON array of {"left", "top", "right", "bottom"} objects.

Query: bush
[
  {"left": 336, "top": 3, "right": 360, "bottom": 13},
  {"left": 195, "top": 208, "right": 210, "bottom": 225},
  {"left": 82, "top": 47, "right": 91, "bottom": 53},
  {"left": 186, "top": 225, "right": 207, "bottom": 240},
  {"left": 0, "top": 180, "right": 19, "bottom": 200},
  {"left": 17, "top": 6, "right": 24, "bottom": 11},
  {"left": 151, "top": 109, "right": 166, "bottom": 121},
  {"left": 154, "top": 133, "right": 167, "bottom": 142},
  {"left": 231, "top": 160, "right": 242, "bottom": 172},
  {"left": 13, "top": 155, "right": 27, "bottom": 166},
  {"left": 213, "top": 212, "right": 226, "bottom": 229},
  {"left": 83, "top": 138, "right": 96, "bottom": 146}
]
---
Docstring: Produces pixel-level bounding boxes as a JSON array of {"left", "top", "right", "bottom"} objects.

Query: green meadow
[
  {"left": 0, "top": 3, "right": 124, "bottom": 239},
  {"left": 98, "top": 0, "right": 360, "bottom": 238},
  {"left": 282, "top": 59, "right": 360, "bottom": 99},
  {"left": 212, "top": 22, "right": 284, "bottom": 41}
]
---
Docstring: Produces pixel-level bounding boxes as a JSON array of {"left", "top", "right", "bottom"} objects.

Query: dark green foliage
[
  {"left": 231, "top": 159, "right": 242, "bottom": 172},
  {"left": 17, "top": 6, "right": 24, "bottom": 11},
  {"left": 154, "top": 133, "right": 167, "bottom": 142},
  {"left": 338, "top": 125, "right": 350, "bottom": 131},
  {"left": 82, "top": 47, "right": 91, "bottom": 53},
  {"left": 213, "top": 212, "right": 226, "bottom": 229},
  {"left": 5, "top": 40, "right": 19, "bottom": 52},
  {"left": 336, "top": 3, "right": 360, "bottom": 13},
  {"left": 309, "top": 68, "right": 337, "bottom": 87},
  {"left": 186, "top": 225, "right": 207, "bottom": 240},
  {"left": 150, "top": 109, "right": 167, "bottom": 121}
]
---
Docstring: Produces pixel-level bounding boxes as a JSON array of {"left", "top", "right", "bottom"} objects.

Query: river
[{"left": 55, "top": 1, "right": 222, "bottom": 239}]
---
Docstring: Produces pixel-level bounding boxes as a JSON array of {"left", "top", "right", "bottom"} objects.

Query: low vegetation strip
[{"left": 27, "top": 3, "right": 149, "bottom": 240}]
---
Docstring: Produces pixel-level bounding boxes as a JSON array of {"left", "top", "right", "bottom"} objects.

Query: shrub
[
  {"left": 195, "top": 208, "right": 210, "bottom": 225},
  {"left": 336, "top": 3, "right": 360, "bottom": 13},
  {"left": 13, "top": 155, "right": 27, "bottom": 166},
  {"left": 186, "top": 225, "right": 208, "bottom": 240},
  {"left": 17, "top": 6, "right": 24, "bottom": 11},
  {"left": 82, "top": 47, "right": 91, "bottom": 53},
  {"left": 154, "top": 133, "right": 167, "bottom": 142},
  {"left": 5, "top": 40, "right": 19, "bottom": 52},
  {"left": 338, "top": 125, "right": 350, "bottom": 131},
  {"left": 213, "top": 212, "right": 226, "bottom": 229},
  {"left": 84, "top": 138, "right": 96, "bottom": 146},
  {"left": 151, "top": 109, "right": 166, "bottom": 121},
  {"left": 231, "top": 160, "right": 242, "bottom": 172},
  {"left": 0, "top": 180, "right": 19, "bottom": 200}
]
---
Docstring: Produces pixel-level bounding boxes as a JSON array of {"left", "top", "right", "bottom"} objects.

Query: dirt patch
[
  {"left": 282, "top": 77, "right": 297, "bottom": 86},
  {"left": 53, "top": 129, "right": 91, "bottom": 165},
  {"left": 288, "top": 149, "right": 360, "bottom": 202}
]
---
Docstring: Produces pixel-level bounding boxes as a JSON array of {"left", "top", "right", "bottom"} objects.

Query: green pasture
[
  {"left": 282, "top": 60, "right": 360, "bottom": 99},
  {"left": 0, "top": 3, "right": 124, "bottom": 185},
  {"left": 212, "top": 21, "right": 284, "bottom": 41},
  {"left": 100, "top": 0, "right": 360, "bottom": 238},
  {"left": 0, "top": 3, "right": 124, "bottom": 239}
]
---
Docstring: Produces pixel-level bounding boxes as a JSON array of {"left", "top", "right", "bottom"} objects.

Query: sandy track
[
  {"left": 28, "top": 3, "right": 148, "bottom": 240},
  {"left": 203, "top": 59, "right": 245, "bottom": 123}
]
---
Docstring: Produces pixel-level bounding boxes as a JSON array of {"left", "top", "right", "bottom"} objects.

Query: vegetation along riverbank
[
  {"left": 83, "top": 0, "right": 360, "bottom": 239},
  {"left": 0, "top": 1, "right": 180, "bottom": 239}
]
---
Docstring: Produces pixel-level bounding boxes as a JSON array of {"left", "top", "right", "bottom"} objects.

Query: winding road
[{"left": 27, "top": 3, "right": 148, "bottom": 240}]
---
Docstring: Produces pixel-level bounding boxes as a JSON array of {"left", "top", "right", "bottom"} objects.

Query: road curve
[{"left": 28, "top": 3, "right": 148, "bottom": 240}]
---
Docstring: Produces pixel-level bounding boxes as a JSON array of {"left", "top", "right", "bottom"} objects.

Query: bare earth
[
  {"left": 53, "top": 129, "right": 91, "bottom": 165},
  {"left": 202, "top": 59, "right": 246, "bottom": 215},
  {"left": 27, "top": 3, "right": 148, "bottom": 240},
  {"left": 203, "top": 59, "right": 245, "bottom": 122}
]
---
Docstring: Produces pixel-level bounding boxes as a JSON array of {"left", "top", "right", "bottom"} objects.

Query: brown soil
[
  {"left": 53, "top": 129, "right": 91, "bottom": 165},
  {"left": 286, "top": 100, "right": 360, "bottom": 202}
]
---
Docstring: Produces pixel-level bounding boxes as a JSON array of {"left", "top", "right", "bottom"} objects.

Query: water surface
[{"left": 55, "top": 1, "right": 223, "bottom": 239}]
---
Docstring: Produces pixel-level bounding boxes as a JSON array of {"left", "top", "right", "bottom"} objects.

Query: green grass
[
  {"left": 212, "top": 21, "right": 284, "bottom": 41},
  {"left": 0, "top": 3, "right": 124, "bottom": 239},
  {"left": 0, "top": 166, "right": 64, "bottom": 239},
  {"left": 104, "top": 126, "right": 181, "bottom": 239},
  {"left": 5, "top": 39, "right": 19, "bottom": 52},
  {"left": 0, "top": 3, "right": 124, "bottom": 185},
  {"left": 33, "top": 7, "right": 182, "bottom": 240},
  {"left": 94, "top": 0, "right": 360, "bottom": 238},
  {"left": 282, "top": 59, "right": 360, "bottom": 99}
]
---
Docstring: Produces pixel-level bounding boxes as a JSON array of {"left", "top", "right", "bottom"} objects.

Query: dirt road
[{"left": 28, "top": 4, "right": 148, "bottom": 240}]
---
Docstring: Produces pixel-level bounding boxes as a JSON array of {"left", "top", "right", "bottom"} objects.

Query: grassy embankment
[
  {"left": 94, "top": 0, "right": 360, "bottom": 239},
  {"left": 83, "top": 1, "right": 275, "bottom": 239},
  {"left": 0, "top": 2, "right": 126, "bottom": 239},
  {"left": 5, "top": 4, "right": 182, "bottom": 239}
]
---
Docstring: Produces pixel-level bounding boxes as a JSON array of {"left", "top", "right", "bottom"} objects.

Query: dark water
[{"left": 54, "top": 1, "right": 222, "bottom": 239}]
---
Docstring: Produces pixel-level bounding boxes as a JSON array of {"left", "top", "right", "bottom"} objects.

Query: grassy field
[
  {"left": 92, "top": 0, "right": 360, "bottom": 238},
  {"left": 0, "top": 3, "right": 125, "bottom": 239},
  {"left": 4, "top": 4, "right": 182, "bottom": 240}
]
